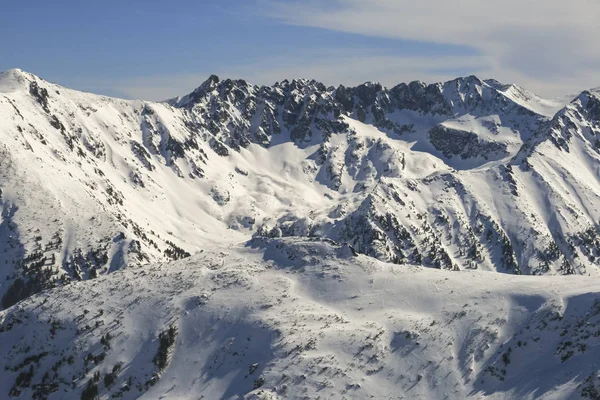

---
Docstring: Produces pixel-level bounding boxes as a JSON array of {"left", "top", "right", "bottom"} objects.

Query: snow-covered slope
[
  {"left": 2, "top": 238, "right": 600, "bottom": 400},
  {"left": 1, "top": 68, "right": 600, "bottom": 399},
  {"left": 1, "top": 69, "right": 600, "bottom": 311}
]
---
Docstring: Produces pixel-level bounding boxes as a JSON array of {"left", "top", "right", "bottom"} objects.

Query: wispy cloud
[
  {"left": 63, "top": 0, "right": 600, "bottom": 101},
  {"left": 256, "top": 0, "right": 600, "bottom": 97}
]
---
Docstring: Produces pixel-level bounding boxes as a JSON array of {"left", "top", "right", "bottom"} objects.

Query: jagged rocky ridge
[{"left": 0, "top": 68, "right": 599, "bottom": 312}]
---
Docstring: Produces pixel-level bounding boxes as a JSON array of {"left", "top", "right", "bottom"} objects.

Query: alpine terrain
[{"left": 1, "top": 68, "right": 600, "bottom": 399}]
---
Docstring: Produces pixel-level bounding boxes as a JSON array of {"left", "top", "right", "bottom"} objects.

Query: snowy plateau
[{"left": 1, "top": 68, "right": 600, "bottom": 399}]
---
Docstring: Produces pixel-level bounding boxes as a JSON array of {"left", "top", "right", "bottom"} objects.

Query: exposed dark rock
[{"left": 429, "top": 125, "right": 509, "bottom": 160}]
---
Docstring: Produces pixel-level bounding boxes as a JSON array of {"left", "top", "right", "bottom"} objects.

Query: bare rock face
[
  {"left": 211, "top": 187, "right": 231, "bottom": 206},
  {"left": 429, "top": 125, "right": 509, "bottom": 160}
]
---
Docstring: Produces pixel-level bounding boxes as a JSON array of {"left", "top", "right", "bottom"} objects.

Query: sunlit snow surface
[
  {"left": 2, "top": 239, "right": 600, "bottom": 399},
  {"left": 1, "top": 69, "right": 600, "bottom": 399}
]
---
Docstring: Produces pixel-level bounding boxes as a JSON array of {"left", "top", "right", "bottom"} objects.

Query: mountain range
[{"left": 1, "top": 68, "right": 600, "bottom": 399}]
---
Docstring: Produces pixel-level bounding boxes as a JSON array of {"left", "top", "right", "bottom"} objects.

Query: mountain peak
[
  {"left": 204, "top": 74, "right": 220, "bottom": 86},
  {"left": 192, "top": 74, "right": 220, "bottom": 94},
  {"left": 446, "top": 75, "right": 484, "bottom": 87},
  {"left": 569, "top": 89, "right": 600, "bottom": 121},
  {"left": 359, "top": 80, "right": 383, "bottom": 88},
  {"left": 0, "top": 68, "right": 34, "bottom": 93},
  {"left": 576, "top": 88, "right": 600, "bottom": 100},
  {"left": 463, "top": 74, "right": 484, "bottom": 84},
  {"left": 1, "top": 67, "right": 28, "bottom": 77},
  {"left": 484, "top": 78, "right": 511, "bottom": 91},
  {"left": 566, "top": 89, "right": 600, "bottom": 114},
  {"left": 170, "top": 74, "right": 222, "bottom": 107}
]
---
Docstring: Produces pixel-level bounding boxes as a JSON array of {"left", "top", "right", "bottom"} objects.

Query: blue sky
[{"left": 2, "top": 1, "right": 598, "bottom": 100}]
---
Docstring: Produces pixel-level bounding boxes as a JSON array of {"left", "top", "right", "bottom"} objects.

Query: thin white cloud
[
  {"left": 257, "top": 0, "right": 600, "bottom": 96},
  {"left": 65, "top": 0, "right": 600, "bottom": 101},
  {"left": 259, "top": 0, "right": 595, "bottom": 44}
]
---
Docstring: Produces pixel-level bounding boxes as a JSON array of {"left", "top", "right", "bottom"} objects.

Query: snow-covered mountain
[
  {"left": 2, "top": 238, "right": 600, "bottom": 400},
  {"left": 1, "top": 68, "right": 600, "bottom": 399}
]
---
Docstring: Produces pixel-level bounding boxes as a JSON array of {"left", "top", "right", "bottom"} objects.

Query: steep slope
[
  {"left": 0, "top": 69, "right": 239, "bottom": 308},
  {"left": 0, "top": 70, "right": 348, "bottom": 308},
  {"left": 1, "top": 238, "right": 600, "bottom": 399},
  {"left": 1, "top": 68, "right": 600, "bottom": 313},
  {"left": 509, "top": 89, "right": 600, "bottom": 274}
]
